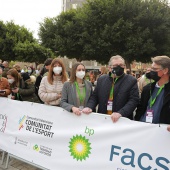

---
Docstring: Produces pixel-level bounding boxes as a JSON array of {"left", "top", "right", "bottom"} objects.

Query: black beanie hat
[{"left": 21, "top": 73, "right": 30, "bottom": 82}]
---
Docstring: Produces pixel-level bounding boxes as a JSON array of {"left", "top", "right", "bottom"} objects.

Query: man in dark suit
[
  {"left": 135, "top": 56, "right": 170, "bottom": 124},
  {"left": 82, "top": 55, "right": 139, "bottom": 122}
]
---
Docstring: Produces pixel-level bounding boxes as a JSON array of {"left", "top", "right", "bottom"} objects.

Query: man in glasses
[
  {"left": 83, "top": 55, "right": 139, "bottom": 122},
  {"left": 135, "top": 56, "right": 170, "bottom": 124}
]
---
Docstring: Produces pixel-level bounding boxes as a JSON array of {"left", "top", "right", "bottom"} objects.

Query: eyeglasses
[
  {"left": 151, "top": 67, "right": 163, "bottom": 71},
  {"left": 110, "top": 64, "right": 125, "bottom": 68}
]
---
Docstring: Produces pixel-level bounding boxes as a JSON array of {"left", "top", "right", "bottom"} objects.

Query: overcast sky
[
  {"left": 0, "top": 0, "right": 62, "bottom": 39},
  {"left": 0, "top": 0, "right": 169, "bottom": 39}
]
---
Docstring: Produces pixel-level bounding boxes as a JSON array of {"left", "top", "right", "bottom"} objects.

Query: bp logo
[
  {"left": 68, "top": 135, "right": 91, "bottom": 161},
  {"left": 33, "top": 144, "right": 40, "bottom": 151}
]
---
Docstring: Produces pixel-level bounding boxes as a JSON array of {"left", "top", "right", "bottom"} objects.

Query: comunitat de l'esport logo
[
  {"left": 68, "top": 134, "right": 92, "bottom": 161},
  {"left": 19, "top": 116, "right": 54, "bottom": 138},
  {"left": 19, "top": 115, "right": 26, "bottom": 130}
]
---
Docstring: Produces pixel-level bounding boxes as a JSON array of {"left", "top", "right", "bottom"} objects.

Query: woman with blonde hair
[
  {"left": 38, "top": 58, "right": 67, "bottom": 106},
  {"left": 96, "top": 66, "right": 108, "bottom": 80},
  {"left": 61, "top": 62, "right": 93, "bottom": 115}
]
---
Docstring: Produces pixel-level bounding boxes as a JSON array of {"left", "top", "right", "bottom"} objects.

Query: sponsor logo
[
  {"left": 0, "top": 114, "right": 7, "bottom": 133},
  {"left": 19, "top": 115, "right": 26, "bottom": 130},
  {"left": 25, "top": 116, "right": 54, "bottom": 138},
  {"left": 14, "top": 137, "right": 30, "bottom": 147},
  {"left": 69, "top": 134, "right": 91, "bottom": 161},
  {"left": 33, "top": 144, "right": 52, "bottom": 157},
  {"left": 110, "top": 145, "right": 170, "bottom": 170},
  {"left": 33, "top": 144, "right": 40, "bottom": 151}
]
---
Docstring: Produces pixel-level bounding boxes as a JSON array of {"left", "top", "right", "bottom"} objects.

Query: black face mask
[
  {"left": 0, "top": 65, "right": 4, "bottom": 70},
  {"left": 149, "top": 71, "right": 161, "bottom": 82},
  {"left": 126, "top": 71, "right": 130, "bottom": 74},
  {"left": 145, "top": 72, "right": 151, "bottom": 79},
  {"left": 112, "top": 66, "right": 124, "bottom": 77}
]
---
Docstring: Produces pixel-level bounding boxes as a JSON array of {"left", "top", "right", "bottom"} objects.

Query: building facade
[{"left": 62, "top": 0, "right": 87, "bottom": 12}]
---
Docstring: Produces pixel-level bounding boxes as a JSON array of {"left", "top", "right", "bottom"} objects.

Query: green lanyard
[
  {"left": 145, "top": 75, "right": 149, "bottom": 84},
  {"left": 75, "top": 82, "right": 86, "bottom": 104},
  {"left": 109, "top": 78, "right": 118, "bottom": 99},
  {"left": 17, "top": 93, "right": 20, "bottom": 100},
  {"left": 149, "top": 85, "right": 164, "bottom": 108}
]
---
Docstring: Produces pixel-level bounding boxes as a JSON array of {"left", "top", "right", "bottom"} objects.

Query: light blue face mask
[{"left": 28, "top": 70, "right": 32, "bottom": 74}]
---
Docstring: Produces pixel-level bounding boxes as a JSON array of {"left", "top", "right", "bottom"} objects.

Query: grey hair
[
  {"left": 108, "top": 55, "right": 125, "bottom": 66},
  {"left": 151, "top": 56, "right": 170, "bottom": 74}
]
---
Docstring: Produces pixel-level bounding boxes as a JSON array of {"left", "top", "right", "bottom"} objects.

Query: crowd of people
[{"left": 0, "top": 55, "right": 170, "bottom": 132}]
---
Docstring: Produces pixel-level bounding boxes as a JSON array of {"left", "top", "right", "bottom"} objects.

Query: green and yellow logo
[
  {"left": 69, "top": 135, "right": 91, "bottom": 161},
  {"left": 33, "top": 144, "right": 39, "bottom": 151}
]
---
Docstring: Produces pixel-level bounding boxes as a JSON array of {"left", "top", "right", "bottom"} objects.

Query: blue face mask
[{"left": 28, "top": 70, "right": 32, "bottom": 74}]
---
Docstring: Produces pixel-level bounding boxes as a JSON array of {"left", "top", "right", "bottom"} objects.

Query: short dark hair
[
  {"left": 44, "top": 58, "right": 53, "bottom": 66},
  {"left": 21, "top": 73, "right": 30, "bottom": 82}
]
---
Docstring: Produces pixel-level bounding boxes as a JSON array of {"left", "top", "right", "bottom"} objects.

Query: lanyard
[
  {"left": 145, "top": 75, "right": 149, "bottom": 84},
  {"left": 17, "top": 93, "right": 20, "bottom": 100},
  {"left": 109, "top": 78, "right": 118, "bottom": 99},
  {"left": 75, "top": 82, "right": 86, "bottom": 104},
  {"left": 149, "top": 85, "right": 164, "bottom": 108}
]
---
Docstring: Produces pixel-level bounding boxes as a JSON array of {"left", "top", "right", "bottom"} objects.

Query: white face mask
[
  {"left": 76, "top": 71, "right": 85, "bottom": 79},
  {"left": 35, "top": 70, "right": 39, "bottom": 75},
  {"left": 8, "top": 79, "right": 15, "bottom": 84},
  {"left": 53, "top": 67, "right": 62, "bottom": 75},
  {"left": 28, "top": 70, "right": 32, "bottom": 74}
]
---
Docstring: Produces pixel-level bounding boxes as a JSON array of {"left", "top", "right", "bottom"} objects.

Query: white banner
[{"left": 0, "top": 97, "right": 170, "bottom": 170}]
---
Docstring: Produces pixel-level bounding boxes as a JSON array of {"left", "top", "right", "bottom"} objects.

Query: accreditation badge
[
  {"left": 146, "top": 109, "right": 154, "bottom": 123},
  {"left": 107, "top": 100, "right": 113, "bottom": 111},
  {"left": 79, "top": 106, "right": 84, "bottom": 111}
]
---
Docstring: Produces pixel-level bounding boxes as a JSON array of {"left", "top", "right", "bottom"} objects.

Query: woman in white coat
[{"left": 38, "top": 58, "right": 67, "bottom": 106}]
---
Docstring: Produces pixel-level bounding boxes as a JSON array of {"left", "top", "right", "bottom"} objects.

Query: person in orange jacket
[{"left": 0, "top": 67, "right": 11, "bottom": 97}]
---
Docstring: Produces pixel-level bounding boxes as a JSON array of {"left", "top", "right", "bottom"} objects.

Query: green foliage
[
  {"left": 81, "top": 0, "right": 170, "bottom": 63},
  {"left": 39, "top": 10, "right": 86, "bottom": 61},
  {"left": 0, "top": 20, "right": 53, "bottom": 63},
  {"left": 14, "top": 41, "right": 54, "bottom": 63},
  {"left": 0, "top": 21, "right": 7, "bottom": 59},
  {"left": 0, "top": 21, "right": 36, "bottom": 61},
  {"left": 39, "top": 0, "right": 170, "bottom": 64}
]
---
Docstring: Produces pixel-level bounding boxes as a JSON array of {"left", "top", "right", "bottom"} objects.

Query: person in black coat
[
  {"left": 135, "top": 56, "right": 170, "bottom": 124},
  {"left": 34, "top": 66, "right": 47, "bottom": 103},
  {"left": 82, "top": 55, "right": 139, "bottom": 122}
]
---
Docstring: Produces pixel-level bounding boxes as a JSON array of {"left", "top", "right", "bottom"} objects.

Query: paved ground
[{"left": 0, "top": 152, "right": 41, "bottom": 170}]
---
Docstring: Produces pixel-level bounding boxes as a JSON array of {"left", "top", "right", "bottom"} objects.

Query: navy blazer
[
  {"left": 135, "top": 81, "right": 170, "bottom": 124},
  {"left": 87, "top": 73, "right": 139, "bottom": 120}
]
